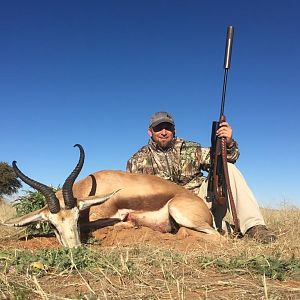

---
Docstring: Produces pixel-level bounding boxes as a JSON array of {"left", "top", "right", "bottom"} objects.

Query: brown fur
[
  {"left": 4, "top": 170, "right": 219, "bottom": 247},
  {"left": 57, "top": 170, "right": 215, "bottom": 234}
]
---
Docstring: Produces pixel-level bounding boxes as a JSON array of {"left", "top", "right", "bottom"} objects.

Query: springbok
[{"left": 3, "top": 144, "right": 219, "bottom": 248}]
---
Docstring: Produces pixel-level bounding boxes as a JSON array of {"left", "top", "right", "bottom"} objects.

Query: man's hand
[{"left": 216, "top": 122, "right": 233, "bottom": 147}]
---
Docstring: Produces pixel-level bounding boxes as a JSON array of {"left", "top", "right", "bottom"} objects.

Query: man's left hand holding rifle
[{"left": 216, "top": 121, "right": 234, "bottom": 147}]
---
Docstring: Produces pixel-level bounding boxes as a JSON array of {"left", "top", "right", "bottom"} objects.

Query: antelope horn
[
  {"left": 12, "top": 161, "right": 60, "bottom": 214},
  {"left": 62, "top": 144, "right": 85, "bottom": 209}
]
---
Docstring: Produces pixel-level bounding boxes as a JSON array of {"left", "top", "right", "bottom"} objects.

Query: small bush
[{"left": 13, "top": 187, "right": 60, "bottom": 236}]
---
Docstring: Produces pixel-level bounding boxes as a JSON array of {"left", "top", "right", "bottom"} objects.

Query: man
[{"left": 126, "top": 111, "right": 276, "bottom": 243}]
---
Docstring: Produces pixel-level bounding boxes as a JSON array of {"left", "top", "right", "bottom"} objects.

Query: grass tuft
[{"left": 197, "top": 253, "right": 300, "bottom": 280}]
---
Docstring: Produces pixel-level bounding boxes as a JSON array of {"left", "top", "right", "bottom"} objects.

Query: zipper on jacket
[{"left": 164, "top": 152, "right": 173, "bottom": 181}]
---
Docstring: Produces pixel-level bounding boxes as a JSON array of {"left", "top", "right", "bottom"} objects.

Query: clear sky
[{"left": 1, "top": 1, "right": 299, "bottom": 208}]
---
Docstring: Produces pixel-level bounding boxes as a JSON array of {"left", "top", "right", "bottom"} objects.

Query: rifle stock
[{"left": 208, "top": 26, "right": 240, "bottom": 234}]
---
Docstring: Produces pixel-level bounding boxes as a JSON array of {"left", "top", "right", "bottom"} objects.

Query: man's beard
[{"left": 156, "top": 138, "right": 173, "bottom": 149}]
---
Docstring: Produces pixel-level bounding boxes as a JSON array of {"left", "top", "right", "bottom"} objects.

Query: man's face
[{"left": 148, "top": 122, "right": 175, "bottom": 149}]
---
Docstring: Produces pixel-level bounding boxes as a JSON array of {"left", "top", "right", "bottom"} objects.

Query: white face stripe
[{"left": 48, "top": 207, "right": 81, "bottom": 248}]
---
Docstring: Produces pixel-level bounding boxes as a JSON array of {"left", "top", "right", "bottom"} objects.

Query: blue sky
[{"left": 1, "top": 1, "right": 299, "bottom": 208}]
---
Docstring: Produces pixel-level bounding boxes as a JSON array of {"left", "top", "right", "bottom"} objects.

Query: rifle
[{"left": 207, "top": 26, "right": 240, "bottom": 235}]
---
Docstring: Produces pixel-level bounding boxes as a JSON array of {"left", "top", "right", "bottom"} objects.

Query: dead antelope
[{"left": 3, "top": 144, "right": 219, "bottom": 248}]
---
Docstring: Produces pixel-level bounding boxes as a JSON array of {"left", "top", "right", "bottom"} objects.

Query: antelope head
[{"left": 3, "top": 144, "right": 117, "bottom": 248}]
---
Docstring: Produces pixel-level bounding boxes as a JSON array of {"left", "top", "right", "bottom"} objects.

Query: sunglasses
[{"left": 152, "top": 123, "right": 175, "bottom": 132}]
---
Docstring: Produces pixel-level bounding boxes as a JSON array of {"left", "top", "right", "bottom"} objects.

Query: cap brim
[{"left": 150, "top": 119, "right": 174, "bottom": 128}]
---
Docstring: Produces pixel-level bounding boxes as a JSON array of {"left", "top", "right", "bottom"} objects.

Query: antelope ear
[
  {"left": 78, "top": 189, "right": 121, "bottom": 211},
  {"left": 2, "top": 207, "right": 49, "bottom": 227}
]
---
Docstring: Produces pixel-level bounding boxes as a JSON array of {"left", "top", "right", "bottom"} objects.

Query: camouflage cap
[{"left": 149, "top": 112, "right": 175, "bottom": 128}]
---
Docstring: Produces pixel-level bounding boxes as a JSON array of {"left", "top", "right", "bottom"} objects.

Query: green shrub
[{"left": 13, "top": 187, "right": 60, "bottom": 236}]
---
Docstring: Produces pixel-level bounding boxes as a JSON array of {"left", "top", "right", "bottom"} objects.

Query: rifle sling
[{"left": 221, "top": 137, "right": 240, "bottom": 233}]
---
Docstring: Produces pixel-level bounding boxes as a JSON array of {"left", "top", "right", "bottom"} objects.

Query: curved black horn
[
  {"left": 62, "top": 144, "right": 85, "bottom": 209},
  {"left": 12, "top": 161, "right": 60, "bottom": 214}
]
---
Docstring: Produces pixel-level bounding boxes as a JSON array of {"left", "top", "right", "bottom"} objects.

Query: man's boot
[{"left": 245, "top": 225, "right": 276, "bottom": 244}]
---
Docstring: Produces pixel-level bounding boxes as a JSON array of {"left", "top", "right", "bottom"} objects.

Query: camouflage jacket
[{"left": 126, "top": 137, "right": 240, "bottom": 193}]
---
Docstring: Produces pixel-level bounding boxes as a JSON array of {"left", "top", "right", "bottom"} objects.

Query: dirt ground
[
  {"left": 0, "top": 225, "right": 219, "bottom": 252},
  {"left": 0, "top": 225, "right": 299, "bottom": 299}
]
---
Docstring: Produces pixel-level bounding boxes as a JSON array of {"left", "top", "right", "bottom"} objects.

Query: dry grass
[
  {"left": 0, "top": 200, "right": 16, "bottom": 222},
  {"left": 0, "top": 200, "right": 26, "bottom": 240},
  {"left": 0, "top": 201, "right": 299, "bottom": 299}
]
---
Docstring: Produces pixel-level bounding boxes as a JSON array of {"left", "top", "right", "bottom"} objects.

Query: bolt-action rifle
[{"left": 207, "top": 26, "right": 240, "bottom": 234}]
